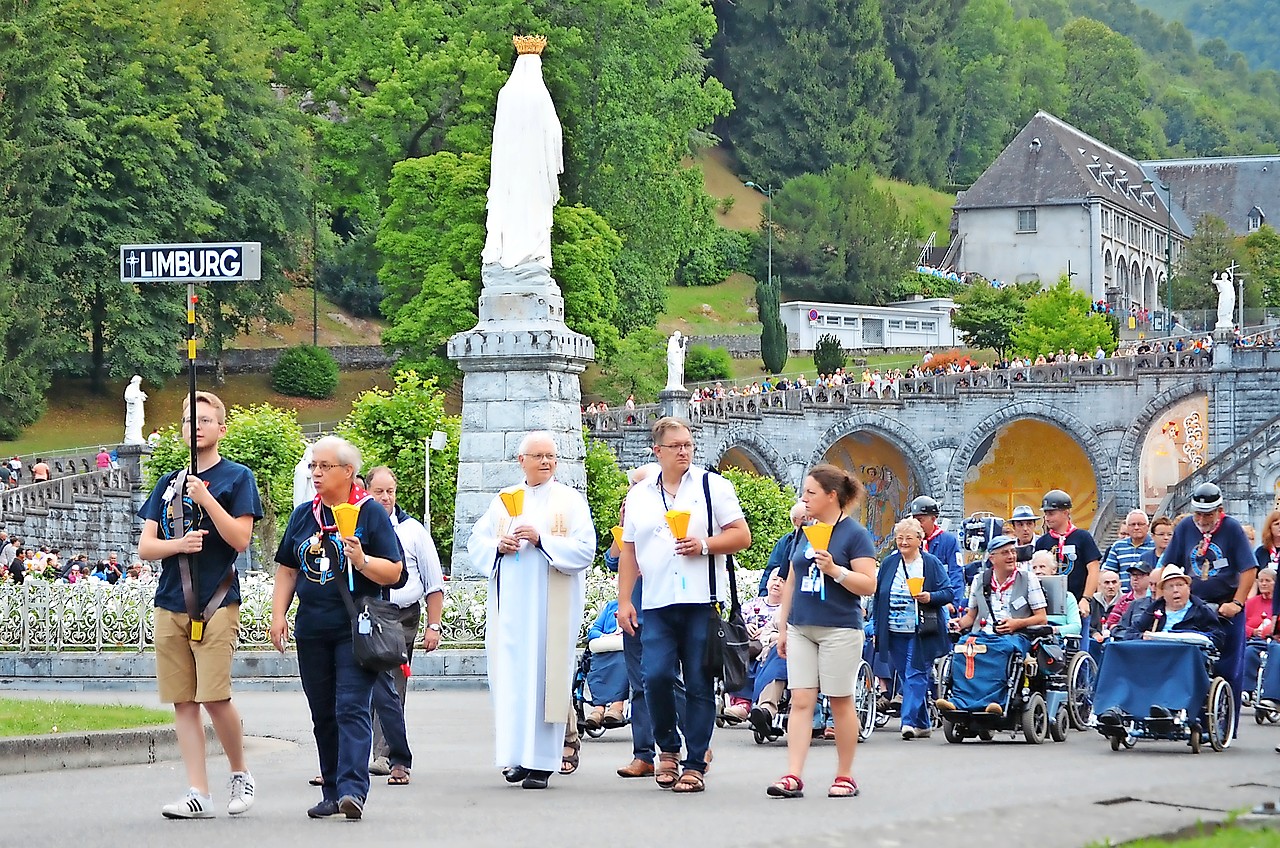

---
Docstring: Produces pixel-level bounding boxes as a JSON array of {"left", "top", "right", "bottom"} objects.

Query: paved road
[{"left": 4, "top": 688, "right": 1280, "bottom": 847}]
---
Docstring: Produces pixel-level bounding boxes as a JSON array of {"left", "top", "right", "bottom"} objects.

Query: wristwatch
[
  {"left": 700, "top": 539, "right": 710, "bottom": 556},
  {"left": 427, "top": 623, "right": 442, "bottom": 632}
]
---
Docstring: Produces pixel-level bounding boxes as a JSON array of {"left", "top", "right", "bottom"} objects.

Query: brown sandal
[
  {"left": 560, "top": 737, "right": 580, "bottom": 775},
  {"left": 654, "top": 752, "right": 679, "bottom": 789},
  {"left": 671, "top": 770, "right": 705, "bottom": 793},
  {"left": 388, "top": 765, "right": 410, "bottom": 785}
]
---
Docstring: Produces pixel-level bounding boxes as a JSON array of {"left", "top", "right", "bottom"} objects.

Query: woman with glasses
[
  {"left": 270, "top": 435, "right": 405, "bottom": 821},
  {"left": 872, "top": 517, "right": 954, "bottom": 741}
]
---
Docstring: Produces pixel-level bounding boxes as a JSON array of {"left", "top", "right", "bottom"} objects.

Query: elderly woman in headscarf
[{"left": 270, "top": 436, "right": 405, "bottom": 821}]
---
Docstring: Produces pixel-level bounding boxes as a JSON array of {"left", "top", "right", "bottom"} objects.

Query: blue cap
[
  {"left": 1010, "top": 505, "right": 1037, "bottom": 522},
  {"left": 987, "top": 534, "right": 1017, "bottom": 553}
]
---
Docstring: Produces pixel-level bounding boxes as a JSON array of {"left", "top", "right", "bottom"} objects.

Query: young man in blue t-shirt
[{"left": 138, "top": 392, "right": 263, "bottom": 819}]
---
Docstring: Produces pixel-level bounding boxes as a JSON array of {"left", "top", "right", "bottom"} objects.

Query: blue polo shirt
[{"left": 1104, "top": 536, "right": 1155, "bottom": 592}]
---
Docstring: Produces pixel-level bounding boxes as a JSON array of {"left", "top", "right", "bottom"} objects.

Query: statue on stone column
[
  {"left": 481, "top": 35, "right": 562, "bottom": 271},
  {"left": 666, "top": 331, "right": 687, "bottom": 391},
  {"left": 1213, "top": 269, "right": 1235, "bottom": 329},
  {"left": 123, "top": 375, "right": 147, "bottom": 445}
]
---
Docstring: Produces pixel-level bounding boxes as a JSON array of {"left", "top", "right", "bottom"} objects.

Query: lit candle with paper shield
[{"left": 332, "top": 502, "right": 361, "bottom": 539}]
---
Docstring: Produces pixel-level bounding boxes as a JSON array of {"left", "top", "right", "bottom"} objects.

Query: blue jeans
[
  {"left": 883, "top": 631, "right": 931, "bottom": 730},
  {"left": 624, "top": 626, "right": 686, "bottom": 763},
  {"left": 370, "top": 669, "right": 413, "bottom": 768},
  {"left": 297, "top": 633, "right": 378, "bottom": 802},
  {"left": 641, "top": 604, "right": 713, "bottom": 772}
]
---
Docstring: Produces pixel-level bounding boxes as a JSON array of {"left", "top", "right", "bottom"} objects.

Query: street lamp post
[{"left": 744, "top": 181, "right": 774, "bottom": 291}]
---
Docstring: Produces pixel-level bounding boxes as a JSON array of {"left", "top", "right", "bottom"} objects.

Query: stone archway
[
  {"left": 706, "top": 425, "right": 785, "bottom": 482},
  {"left": 1115, "top": 377, "right": 1213, "bottom": 512},
  {"left": 945, "top": 402, "right": 1114, "bottom": 524},
  {"left": 809, "top": 412, "right": 941, "bottom": 497}
]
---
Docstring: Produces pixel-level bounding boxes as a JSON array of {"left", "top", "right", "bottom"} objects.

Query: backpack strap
[{"left": 702, "top": 469, "right": 741, "bottom": 615}]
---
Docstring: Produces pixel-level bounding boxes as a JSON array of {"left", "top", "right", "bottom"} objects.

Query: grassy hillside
[{"left": 232, "top": 286, "right": 384, "bottom": 349}]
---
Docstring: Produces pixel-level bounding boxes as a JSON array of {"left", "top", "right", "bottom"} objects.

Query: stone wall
[
  {"left": 1, "top": 490, "right": 143, "bottom": 561},
  {"left": 196, "top": 343, "right": 393, "bottom": 374}
]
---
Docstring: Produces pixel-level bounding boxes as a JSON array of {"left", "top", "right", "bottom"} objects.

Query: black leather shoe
[
  {"left": 522, "top": 770, "right": 552, "bottom": 790},
  {"left": 1149, "top": 705, "right": 1174, "bottom": 721},
  {"left": 503, "top": 766, "right": 531, "bottom": 784},
  {"left": 1097, "top": 708, "right": 1123, "bottom": 726}
]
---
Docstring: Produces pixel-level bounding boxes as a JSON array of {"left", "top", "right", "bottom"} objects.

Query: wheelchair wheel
[
  {"left": 753, "top": 728, "right": 768, "bottom": 745},
  {"left": 1207, "top": 677, "right": 1235, "bottom": 752},
  {"left": 1066, "top": 651, "right": 1098, "bottom": 731},
  {"left": 1049, "top": 704, "right": 1069, "bottom": 743},
  {"left": 1021, "top": 693, "right": 1048, "bottom": 744},
  {"left": 854, "top": 660, "right": 876, "bottom": 742},
  {"left": 942, "top": 717, "right": 966, "bottom": 744}
]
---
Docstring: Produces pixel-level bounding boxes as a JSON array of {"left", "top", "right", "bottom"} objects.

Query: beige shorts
[
  {"left": 155, "top": 605, "right": 240, "bottom": 704},
  {"left": 785, "top": 624, "right": 864, "bottom": 697}
]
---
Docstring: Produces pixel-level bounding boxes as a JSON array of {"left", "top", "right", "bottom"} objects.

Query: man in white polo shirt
[{"left": 617, "top": 417, "right": 751, "bottom": 794}]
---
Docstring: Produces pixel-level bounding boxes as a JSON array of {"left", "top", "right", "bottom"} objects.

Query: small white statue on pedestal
[
  {"left": 1213, "top": 269, "right": 1235, "bottom": 330},
  {"left": 666, "top": 331, "right": 687, "bottom": 391},
  {"left": 123, "top": 375, "right": 147, "bottom": 445}
]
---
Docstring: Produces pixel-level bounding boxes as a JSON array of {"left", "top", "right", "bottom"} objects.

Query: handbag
[
  {"left": 900, "top": 558, "right": 942, "bottom": 639},
  {"left": 339, "top": 570, "right": 409, "bottom": 673},
  {"left": 700, "top": 471, "right": 752, "bottom": 693}
]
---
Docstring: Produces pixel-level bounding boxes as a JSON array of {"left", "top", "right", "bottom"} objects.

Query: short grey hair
[
  {"left": 518, "top": 431, "right": 557, "bottom": 457},
  {"left": 790, "top": 501, "right": 807, "bottom": 523},
  {"left": 365, "top": 465, "right": 396, "bottom": 486},
  {"left": 1261, "top": 567, "right": 1277, "bottom": 582},
  {"left": 313, "top": 435, "right": 362, "bottom": 470},
  {"left": 1126, "top": 509, "right": 1150, "bottom": 525},
  {"left": 894, "top": 517, "right": 924, "bottom": 540}
]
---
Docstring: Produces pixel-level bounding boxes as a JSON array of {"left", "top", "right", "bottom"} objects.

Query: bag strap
[
  {"left": 169, "top": 468, "right": 235, "bottom": 626},
  {"left": 980, "top": 565, "right": 995, "bottom": 624},
  {"left": 702, "top": 470, "right": 741, "bottom": 615}
]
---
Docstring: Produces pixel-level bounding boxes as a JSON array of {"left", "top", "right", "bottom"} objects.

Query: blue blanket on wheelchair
[
  {"left": 949, "top": 633, "right": 1026, "bottom": 711},
  {"left": 1262, "top": 642, "right": 1280, "bottom": 701},
  {"left": 1094, "top": 640, "right": 1210, "bottom": 716}
]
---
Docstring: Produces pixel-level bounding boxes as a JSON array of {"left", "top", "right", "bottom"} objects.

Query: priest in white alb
[{"left": 468, "top": 431, "right": 594, "bottom": 790}]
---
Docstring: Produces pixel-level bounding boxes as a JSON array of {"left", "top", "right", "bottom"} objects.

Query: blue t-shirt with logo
[
  {"left": 788, "top": 517, "right": 876, "bottom": 629},
  {"left": 139, "top": 458, "right": 263, "bottom": 615},
  {"left": 1034, "top": 527, "right": 1102, "bottom": 600},
  {"left": 1160, "top": 514, "right": 1253, "bottom": 604},
  {"left": 274, "top": 500, "right": 405, "bottom": 639}
]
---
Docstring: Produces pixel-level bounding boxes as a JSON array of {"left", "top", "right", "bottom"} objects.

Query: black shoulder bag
[
  {"left": 336, "top": 535, "right": 408, "bottom": 674},
  {"left": 701, "top": 471, "right": 751, "bottom": 693}
]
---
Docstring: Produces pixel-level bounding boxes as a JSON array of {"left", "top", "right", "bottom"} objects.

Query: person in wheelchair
[
  {"left": 936, "top": 535, "right": 1047, "bottom": 716},
  {"left": 583, "top": 598, "right": 628, "bottom": 730},
  {"left": 1132, "top": 565, "right": 1224, "bottom": 648},
  {"left": 1030, "top": 551, "right": 1080, "bottom": 638},
  {"left": 746, "top": 569, "right": 787, "bottom": 735},
  {"left": 1244, "top": 567, "right": 1276, "bottom": 701}
]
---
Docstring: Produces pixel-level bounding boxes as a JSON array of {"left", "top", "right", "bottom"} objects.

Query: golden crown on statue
[{"left": 513, "top": 34, "right": 547, "bottom": 55}]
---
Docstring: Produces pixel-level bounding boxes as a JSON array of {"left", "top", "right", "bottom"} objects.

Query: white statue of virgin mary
[{"left": 481, "top": 36, "right": 563, "bottom": 271}]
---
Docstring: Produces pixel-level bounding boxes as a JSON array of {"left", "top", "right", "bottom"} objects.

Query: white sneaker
[
  {"left": 227, "top": 772, "right": 255, "bottom": 815},
  {"left": 162, "top": 788, "right": 214, "bottom": 819},
  {"left": 913, "top": 727, "right": 932, "bottom": 739},
  {"left": 901, "top": 726, "right": 915, "bottom": 740}
]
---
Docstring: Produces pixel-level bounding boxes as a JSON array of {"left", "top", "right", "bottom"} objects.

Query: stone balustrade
[{"left": 0, "top": 468, "right": 130, "bottom": 522}]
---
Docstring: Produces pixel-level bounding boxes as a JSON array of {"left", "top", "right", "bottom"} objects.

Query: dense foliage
[
  {"left": 583, "top": 436, "right": 628, "bottom": 557},
  {"left": 952, "top": 281, "right": 1036, "bottom": 359},
  {"left": 271, "top": 345, "right": 339, "bottom": 399},
  {"left": 719, "top": 468, "right": 795, "bottom": 572},
  {"left": 1011, "top": 278, "right": 1118, "bottom": 358},
  {"left": 757, "top": 275, "right": 788, "bottom": 375},
  {"left": 685, "top": 345, "right": 734, "bottom": 385}
]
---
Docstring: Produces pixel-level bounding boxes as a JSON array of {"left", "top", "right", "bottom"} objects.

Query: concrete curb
[{"left": 0, "top": 724, "right": 220, "bottom": 776}]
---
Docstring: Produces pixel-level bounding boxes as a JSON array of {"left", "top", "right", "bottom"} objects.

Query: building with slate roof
[
  {"left": 955, "top": 112, "right": 1191, "bottom": 322},
  {"left": 1143, "top": 155, "right": 1280, "bottom": 237}
]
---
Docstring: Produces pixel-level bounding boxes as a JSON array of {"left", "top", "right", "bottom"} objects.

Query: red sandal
[
  {"left": 767, "top": 774, "right": 804, "bottom": 798},
  {"left": 828, "top": 776, "right": 859, "bottom": 798}
]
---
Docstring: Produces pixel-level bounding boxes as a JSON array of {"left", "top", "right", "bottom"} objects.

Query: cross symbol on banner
[
  {"left": 126, "top": 252, "right": 140, "bottom": 276},
  {"left": 955, "top": 637, "right": 987, "bottom": 679}
]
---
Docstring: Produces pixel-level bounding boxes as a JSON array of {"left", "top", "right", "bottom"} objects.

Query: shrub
[
  {"left": 813, "top": 334, "right": 847, "bottom": 374},
  {"left": 271, "top": 344, "right": 339, "bottom": 399},
  {"left": 675, "top": 228, "right": 752, "bottom": 287},
  {"left": 685, "top": 345, "right": 734, "bottom": 384},
  {"left": 584, "top": 436, "right": 628, "bottom": 556},
  {"left": 719, "top": 468, "right": 796, "bottom": 571}
]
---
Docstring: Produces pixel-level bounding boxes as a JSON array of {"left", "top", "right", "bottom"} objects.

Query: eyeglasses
[
  {"left": 307, "top": 462, "right": 347, "bottom": 473},
  {"left": 182, "top": 417, "right": 221, "bottom": 427},
  {"left": 657, "top": 442, "right": 695, "bottom": 453},
  {"left": 523, "top": 453, "right": 557, "bottom": 461}
]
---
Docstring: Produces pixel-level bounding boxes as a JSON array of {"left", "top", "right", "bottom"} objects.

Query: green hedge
[{"left": 271, "top": 344, "right": 339, "bottom": 399}]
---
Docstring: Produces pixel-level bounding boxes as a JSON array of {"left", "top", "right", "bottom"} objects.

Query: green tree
[
  {"left": 146, "top": 403, "right": 306, "bottom": 557},
  {"left": 583, "top": 436, "right": 627, "bottom": 556},
  {"left": 594, "top": 327, "right": 666, "bottom": 403},
  {"left": 685, "top": 345, "right": 734, "bottom": 384},
  {"left": 1242, "top": 225, "right": 1280, "bottom": 307},
  {"left": 716, "top": 0, "right": 898, "bottom": 183},
  {"left": 1062, "top": 18, "right": 1160, "bottom": 158},
  {"left": 271, "top": 345, "right": 339, "bottom": 399},
  {"left": 947, "top": 0, "right": 1021, "bottom": 185},
  {"left": 952, "top": 281, "right": 1035, "bottom": 358},
  {"left": 813, "top": 334, "right": 847, "bottom": 375},
  {"left": 719, "top": 468, "right": 794, "bottom": 572},
  {"left": 1011, "top": 278, "right": 1117, "bottom": 358},
  {"left": 757, "top": 275, "right": 788, "bottom": 374},
  {"left": 337, "top": 370, "right": 461, "bottom": 564},
  {"left": 768, "top": 165, "right": 913, "bottom": 304},
  {"left": 551, "top": 205, "right": 624, "bottom": 361},
  {"left": 1172, "top": 214, "right": 1244, "bottom": 311}
]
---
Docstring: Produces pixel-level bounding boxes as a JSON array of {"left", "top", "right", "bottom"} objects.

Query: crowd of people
[{"left": 0, "top": 534, "right": 149, "bottom": 584}]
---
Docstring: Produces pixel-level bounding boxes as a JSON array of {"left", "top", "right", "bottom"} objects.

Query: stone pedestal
[
  {"left": 114, "top": 443, "right": 153, "bottom": 489},
  {"left": 446, "top": 263, "right": 595, "bottom": 577},
  {"left": 1212, "top": 328, "right": 1234, "bottom": 370},
  {"left": 658, "top": 388, "right": 691, "bottom": 422}
]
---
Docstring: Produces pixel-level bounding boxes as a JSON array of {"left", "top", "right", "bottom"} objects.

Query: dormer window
[{"left": 1249, "top": 206, "right": 1265, "bottom": 233}]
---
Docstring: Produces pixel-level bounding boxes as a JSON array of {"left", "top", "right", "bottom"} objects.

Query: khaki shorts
[
  {"left": 785, "top": 624, "right": 864, "bottom": 697},
  {"left": 155, "top": 605, "right": 239, "bottom": 704}
]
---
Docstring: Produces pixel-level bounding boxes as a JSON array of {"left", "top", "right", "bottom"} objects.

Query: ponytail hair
[{"left": 806, "top": 463, "right": 865, "bottom": 512}]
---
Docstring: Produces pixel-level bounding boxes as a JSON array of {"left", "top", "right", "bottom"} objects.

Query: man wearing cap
[
  {"left": 937, "top": 535, "right": 1047, "bottom": 715},
  {"left": 1033, "top": 489, "right": 1102, "bottom": 621},
  {"left": 1102, "top": 510, "right": 1154, "bottom": 593},
  {"left": 1008, "top": 505, "right": 1039, "bottom": 563},
  {"left": 909, "top": 496, "right": 964, "bottom": 612},
  {"left": 1105, "top": 561, "right": 1155, "bottom": 641},
  {"left": 1158, "top": 482, "right": 1253, "bottom": 731}
]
